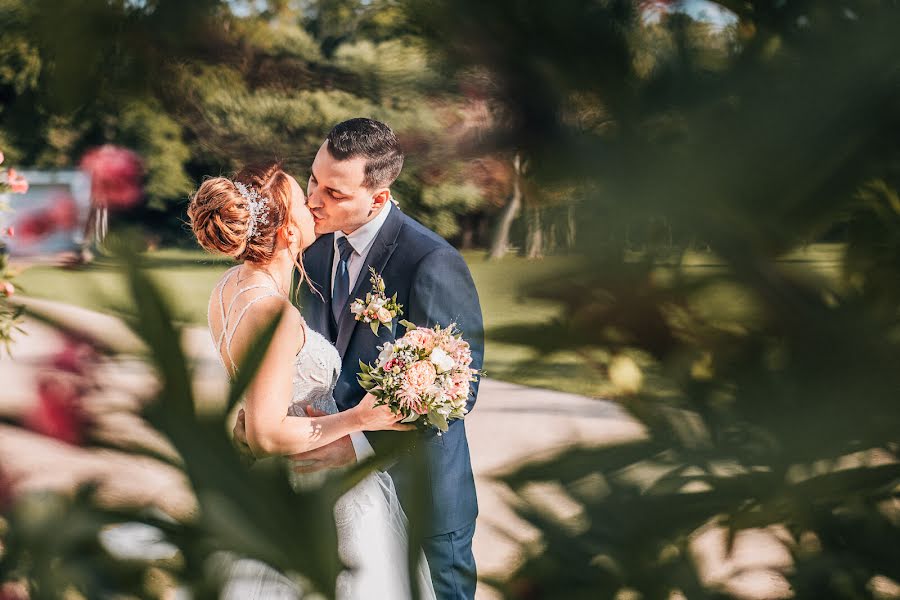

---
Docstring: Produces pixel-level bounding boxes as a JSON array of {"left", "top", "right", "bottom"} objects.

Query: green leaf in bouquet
[
  {"left": 359, "top": 359, "right": 371, "bottom": 373},
  {"left": 399, "top": 319, "right": 417, "bottom": 331},
  {"left": 427, "top": 410, "right": 449, "bottom": 432},
  {"left": 401, "top": 413, "right": 420, "bottom": 424},
  {"left": 370, "top": 320, "right": 381, "bottom": 335}
]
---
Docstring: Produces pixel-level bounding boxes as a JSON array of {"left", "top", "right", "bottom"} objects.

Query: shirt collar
[{"left": 334, "top": 200, "right": 393, "bottom": 256}]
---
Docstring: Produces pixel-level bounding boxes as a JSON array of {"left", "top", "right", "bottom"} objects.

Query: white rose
[
  {"left": 429, "top": 347, "right": 456, "bottom": 373},
  {"left": 350, "top": 300, "right": 365, "bottom": 316},
  {"left": 377, "top": 307, "right": 393, "bottom": 323},
  {"left": 377, "top": 342, "right": 395, "bottom": 368}
]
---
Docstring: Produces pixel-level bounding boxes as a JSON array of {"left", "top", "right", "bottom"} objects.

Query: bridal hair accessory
[{"left": 233, "top": 181, "right": 271, "bottom": 240}]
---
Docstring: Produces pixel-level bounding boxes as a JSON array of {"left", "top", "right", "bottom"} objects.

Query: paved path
[{"left": 0, "top": 298, "right": 791, "bottom": 599}]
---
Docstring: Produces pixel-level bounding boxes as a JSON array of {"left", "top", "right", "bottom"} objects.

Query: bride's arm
[{"left": 233, "top": 298, "right": 403, "bottom": 457}]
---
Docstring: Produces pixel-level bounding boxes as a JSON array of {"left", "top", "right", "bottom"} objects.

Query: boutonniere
[{"left": 350, "top": 267, "right": 404, "bottom": 335}]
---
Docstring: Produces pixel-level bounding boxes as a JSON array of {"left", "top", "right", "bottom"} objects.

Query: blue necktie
[{"left": 332, "top": 236, "right": 355, "bottom": 324}]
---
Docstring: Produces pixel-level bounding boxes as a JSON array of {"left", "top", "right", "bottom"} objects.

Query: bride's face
[{"left": 286, "top": 174, "right": 316, "bottom": 252}]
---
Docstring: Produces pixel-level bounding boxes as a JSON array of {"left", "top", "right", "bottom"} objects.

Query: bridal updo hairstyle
[
  {"left": 188, "top": 162, "right": 313, "bottom": 297},
  {"left": 188, "top": 162, "right": 291, "bottom": 262}
]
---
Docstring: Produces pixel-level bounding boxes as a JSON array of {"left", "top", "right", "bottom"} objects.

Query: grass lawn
[{"left": 13, "top": 244, "right": 844, "bottom": 398}]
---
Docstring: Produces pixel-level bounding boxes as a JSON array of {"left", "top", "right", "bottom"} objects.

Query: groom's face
[{"left": 307, "top": 142, "right": 386, "bottom": 236}]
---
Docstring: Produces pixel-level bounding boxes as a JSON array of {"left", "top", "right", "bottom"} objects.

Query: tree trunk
[
  {"left": 488, "top": 153, "right": 523, "bottom": 260},
  {"left": 566, "top": 204, "right": 577, "bottom": 249},
  {"left": 526, "top": 205, "right": 544, "bottom": 259},
  {"left": 459, "top": 215, "right": 475, "bottom": 250}
]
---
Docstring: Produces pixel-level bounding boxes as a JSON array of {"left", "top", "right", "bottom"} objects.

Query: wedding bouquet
[{"left": 357, "top": 321, "right": 479, "bottom": 432}]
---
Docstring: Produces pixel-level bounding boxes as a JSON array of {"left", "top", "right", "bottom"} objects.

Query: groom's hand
[
  {"left": 289, "top": 436, "right": 356, "bottom": 473},
  {"left": 289, "top": 407, "right": 357, "bottom": 473}
]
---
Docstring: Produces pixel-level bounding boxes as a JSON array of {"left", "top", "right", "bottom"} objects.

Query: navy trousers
[{"left": 421, "top": 520, "right": 477, "bottom": 600}]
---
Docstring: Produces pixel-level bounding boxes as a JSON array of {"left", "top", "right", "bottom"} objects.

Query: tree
[
  {"left": 0, "top": 0, "right": 497, "bottom": 244},
  {"left": 488, "top": 153, "right": 523, "bottom": 260}
]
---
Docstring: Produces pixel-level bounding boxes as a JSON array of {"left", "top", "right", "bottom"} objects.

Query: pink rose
[
  {"left": 404, "top": 359, "right": 437, "bottom": 392},
  {"left": 384, "top": 358, "right": 405, "bottom": 372},
  {"left": 6, "top": 169, "right": 28, "bottom": 194},
  {"left": 0, "top": 281, "right": 14, "bottom": 297},
  {"left": 404, "top": 327, "right": 437, "bottom": 352}
]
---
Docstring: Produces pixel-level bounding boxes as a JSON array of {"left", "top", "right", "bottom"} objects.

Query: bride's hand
[{"left": 353, "top": 393, "right": 415, "bottom": 432}]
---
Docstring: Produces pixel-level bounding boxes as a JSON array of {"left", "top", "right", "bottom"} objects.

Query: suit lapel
[
  {"left": 335, "top": 207, "right": 404, "bottom": 356},
  {"left": 301, "top": 233, "right": 335, "bottom": 336}
]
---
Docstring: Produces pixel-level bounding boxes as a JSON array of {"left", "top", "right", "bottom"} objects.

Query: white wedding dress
[{"left": 209, "top": 266, "right": 436, "bottom": 600}]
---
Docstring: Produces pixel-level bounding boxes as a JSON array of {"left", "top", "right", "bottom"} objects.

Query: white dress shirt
[
  {"left": 331, "top": 200, "right": 393, "bottom": 295},
  {"left": 330, "top": 201, "right": 393, "bottom": 461}
]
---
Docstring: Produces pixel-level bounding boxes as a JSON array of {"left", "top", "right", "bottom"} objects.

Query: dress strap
[
  {"left": 222, "top": 291, "right": 282, "bottom": 370},
  {"left": 211, "top": 267, "right": 239, "bottom": 369}
]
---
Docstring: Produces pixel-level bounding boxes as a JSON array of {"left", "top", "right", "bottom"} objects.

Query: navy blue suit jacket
[{"left": 299, "top": 206, "right": 483, "bottom": 536}]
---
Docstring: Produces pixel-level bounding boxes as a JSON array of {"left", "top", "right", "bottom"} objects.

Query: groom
[{"left": 294, "top": 118, "right": 483, "bottom": 599}]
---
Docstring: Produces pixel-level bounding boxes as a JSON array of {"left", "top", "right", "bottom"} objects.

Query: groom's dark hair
[{"left": 326, "top": 118, "right": 404, "bottom": 190}]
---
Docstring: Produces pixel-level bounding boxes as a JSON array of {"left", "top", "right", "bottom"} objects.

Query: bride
[{"left": 187, "top": 162, "right": 436, "bottom": 599}]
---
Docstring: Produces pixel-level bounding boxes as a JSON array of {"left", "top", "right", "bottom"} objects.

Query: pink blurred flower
[
  {"left": 52, "top": 338, "right": 97, "bottom": 374},
  {"left": 13, "top": 195, "right": 79, "bottom": 244},
  {"left": 15, "top": 213, "right": 54, "bottom": 242},
  {"left": 0, "top": 281, "right": 14, "bottom": 298},
  {"left": 0, "top": 581, "right": 29, "bottom": 600},
  {"left": 24, "top": 337, "right": 96, "bottom": 446},
  {"left": 24, "top": 375, "right": 91, "bottom": 446},
  {"left": 4, "top": 226, "right": 13, "bottom": 237},
  {"left": 6, "top": 169, "right": 28, "bottom": 194},
  {"left": 80, "top": 144, "right": 144, "bottom": 210},
  {"left": 47, "top": 194, "right": 78, "bottom": 229},
  {"left": 0, "top": 151, "right": 4, "bottom": 166}
]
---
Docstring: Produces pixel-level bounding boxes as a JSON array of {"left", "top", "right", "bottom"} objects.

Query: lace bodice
[
  {"left": 209, "top": 266, "right": 341, "bottom": 418},
  {"left": 287, "top": 326, "right": 342, "bottom": 417}
]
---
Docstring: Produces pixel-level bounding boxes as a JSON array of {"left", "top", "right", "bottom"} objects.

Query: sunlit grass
[{"left": 15, "top": 244, "right": 844, "bottom": 398}]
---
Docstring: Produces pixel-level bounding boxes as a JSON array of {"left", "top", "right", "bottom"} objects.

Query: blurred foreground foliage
[
  {"left": 0, "top": 241, "right": 423, "bottom": 599},
  {"left": 2, "top": 0, "right": 900, "bottom": 598},
  {"left": 405, "top": 0, "right": 900, "bottom": 597}
]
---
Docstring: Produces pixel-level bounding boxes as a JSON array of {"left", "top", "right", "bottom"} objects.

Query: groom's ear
[{"left": 370, "top": 188, "right": 390, "bottom": 211}]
